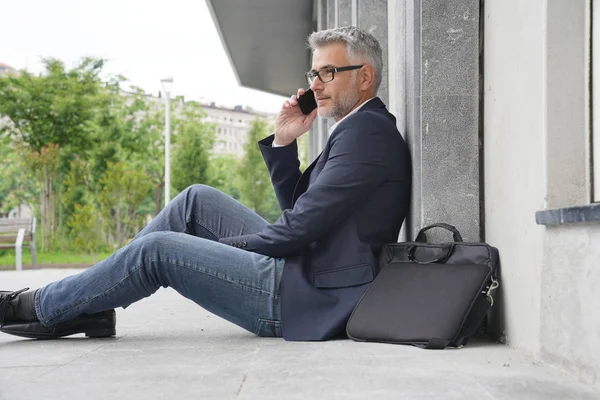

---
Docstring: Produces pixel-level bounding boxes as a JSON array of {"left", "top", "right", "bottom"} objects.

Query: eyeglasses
[{"left": 305, "top": 65, "right": 364, "bottom": 85}]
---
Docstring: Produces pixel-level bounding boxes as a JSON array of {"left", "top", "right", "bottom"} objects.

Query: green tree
[
  {"left": 0, "top": 137, "right": 38, "bottom": 217},
  {"left": 54, "top": 81, "right": 155, "bottom": 250},
  {"left": 60, "top": 156, "right": 106, "bottom": 252},
  {"left": 206, "top": 154, "right": 241, "bottom": 200},
  {"left": 237, "top": 119, "right": 281, "bottom": 222},
  {"left": 116, "top": 87, "right": 175, "bottom": 216},
  {"left": 66, "top": 203, "right": 105, "bottom": 254},
  {"left": 171, "top": 101, "right": 216, "bottom": 194},
  {"left": 98, "top": 161, "right": 153, "bottom": 247},
  {"left": 0, "top": 57, "right": 107, "bottom": 251}
]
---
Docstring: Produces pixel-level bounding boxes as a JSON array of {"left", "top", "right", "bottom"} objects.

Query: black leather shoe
[
  {"left": 0, "top": 288, "right": 29, "bottom": 324},
  {"left": 0, "top": 309, "right": 116, "bottom": 339}
]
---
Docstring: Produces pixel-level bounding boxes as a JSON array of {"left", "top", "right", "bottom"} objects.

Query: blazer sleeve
[
  {"left": 258, "top": 135, "right": 302, "bottom": 211},
  {"left": 220, "top": 118, "right": 391, "bottom": 257}
]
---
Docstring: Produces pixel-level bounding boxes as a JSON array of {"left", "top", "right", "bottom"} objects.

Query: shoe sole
[
  {"left": 0, "top": 327, "right": 116, "bottom": 339},
  {"left": 86, "top": 328, "right": 117, "bottom": 338}
]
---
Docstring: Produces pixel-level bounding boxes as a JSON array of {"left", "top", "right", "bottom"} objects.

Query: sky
[{"left": 0, "top": 0, "right": 286, "bottom": 113}]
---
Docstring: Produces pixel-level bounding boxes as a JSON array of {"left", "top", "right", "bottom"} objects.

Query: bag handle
[
  {"left": 415, "top": 223, "right": 463, "bottom": 243},
  {"left": 407, "top": 244, "right": 454, "bottom": 264}
]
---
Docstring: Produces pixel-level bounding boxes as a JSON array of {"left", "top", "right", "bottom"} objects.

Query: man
[{"left": 0, "top": 26, "right": 411, "bottom": 341}]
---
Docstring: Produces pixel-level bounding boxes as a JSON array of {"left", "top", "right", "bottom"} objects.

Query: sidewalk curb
[{"left": 0, "top": 264, "right": 92, "bottom": 271}]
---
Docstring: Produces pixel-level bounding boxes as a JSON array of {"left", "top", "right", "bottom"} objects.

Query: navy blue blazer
[{"left": 220, "top": 97, "right": 411, "bottom": 340}]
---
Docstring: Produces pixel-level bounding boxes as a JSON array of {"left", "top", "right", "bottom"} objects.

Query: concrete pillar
[
  {"left": 399, "top": 0, "right": 482, "bottom": 241},
  {"left": 313, "top": 0, "right": 481, "bottom": 243},
  {"left": 309, "top": 0, "right": 333, "bottom": 162},
  {"left": 357, "top": 0, "right": 389, "bottom": 105},
  {"left": 339, "top": 0, "right": 353, "bottom": 26},
  {"left": 310, "top": 0, "right": 390, "bottom": 161},
  {"left": 327, "top": 0, "right": 336, "bottom": 27}
]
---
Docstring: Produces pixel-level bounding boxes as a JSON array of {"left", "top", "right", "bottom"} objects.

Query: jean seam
[
  {"left": 192, "top": 217, "right": 221, "bottom": 240},
  {"left": 255, "top": 318, "right": 282, "bottom": 336},
  {"left": 43, "top": 256, "right": 280, "bottom": 325},
  {"left": 159, "top": 256, "right": 280, "bottom": 297},
  {"left": 34, "top": 289, "right": 47, "bottom": 326}
]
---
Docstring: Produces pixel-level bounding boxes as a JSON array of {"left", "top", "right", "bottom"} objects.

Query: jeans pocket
[{"left": 254, "top": 318, "right": 283, "bottom": 337}]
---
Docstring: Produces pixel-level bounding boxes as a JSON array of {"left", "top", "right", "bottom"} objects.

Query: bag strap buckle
[{"left": 485, "top": 278, "right": 500, "bottom": 306}]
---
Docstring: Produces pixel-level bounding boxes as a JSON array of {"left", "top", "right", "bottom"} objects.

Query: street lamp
[{"left": 160, "top": 77, "right": 173, "bottom": 207}]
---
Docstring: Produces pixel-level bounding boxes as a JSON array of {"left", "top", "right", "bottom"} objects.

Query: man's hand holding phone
[{"left": 273, "top": 88, "right": 318, "bottom": 146}]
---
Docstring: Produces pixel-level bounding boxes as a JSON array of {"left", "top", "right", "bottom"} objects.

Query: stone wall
[{"left": 313, "top": 0, "right": 482, "bottom": 242}]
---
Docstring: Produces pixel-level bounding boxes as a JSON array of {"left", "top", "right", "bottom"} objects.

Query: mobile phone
[{"left": 297, "top": 89, "right": 318, "bottom": 115}]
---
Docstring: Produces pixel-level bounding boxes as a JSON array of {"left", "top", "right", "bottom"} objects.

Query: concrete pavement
[{"left": 1, "top": 269, "right": 598, "bottom": 400}]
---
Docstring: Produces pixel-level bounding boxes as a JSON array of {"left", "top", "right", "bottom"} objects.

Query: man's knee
[
  {"left": 186, "top": 184, "right": 225, "bottom": 203},
  {"left": 136, "top": 231, "right": 172, "bottom": 254}
]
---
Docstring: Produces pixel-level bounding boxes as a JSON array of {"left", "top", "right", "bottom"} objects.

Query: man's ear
[{"left": 359, "top": 65, "right": 376, "bottom": 91}]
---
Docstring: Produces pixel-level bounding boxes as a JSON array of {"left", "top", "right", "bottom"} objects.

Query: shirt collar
[{"left": 328, "top": 97, "right": 376, "bottom": 136}]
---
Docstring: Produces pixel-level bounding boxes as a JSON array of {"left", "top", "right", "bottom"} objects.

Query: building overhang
[{"left": 206, "top": 0, "right": 315, "bottom": 97}]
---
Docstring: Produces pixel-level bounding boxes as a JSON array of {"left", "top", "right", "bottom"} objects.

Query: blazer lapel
[{"left": 288, "top": 98, "right": 386, "bottom": 207}]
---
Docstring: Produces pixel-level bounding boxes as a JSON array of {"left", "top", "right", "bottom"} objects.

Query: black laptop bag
[{"left": 346, "top": 223, "right": 500, "bottom": 349}]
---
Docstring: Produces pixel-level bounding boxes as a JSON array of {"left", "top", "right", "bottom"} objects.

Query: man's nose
[{"left": 310, "top": 78, "right": 324, "bottom": 92}]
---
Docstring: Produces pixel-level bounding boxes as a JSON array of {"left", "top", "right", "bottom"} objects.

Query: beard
[{"left": 318, "top": 79, "right": 360, "bottom": 120}]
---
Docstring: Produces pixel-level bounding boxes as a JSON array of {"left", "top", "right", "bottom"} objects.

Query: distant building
[
  {"left": 200, "top": 102, "right": 276, "bottom": 158},
  {"left": 129, "top": 90, "right": 275, "bottom": 159},
  {"left": 0, "top": 62, "right": 17, "bottom": 76}
]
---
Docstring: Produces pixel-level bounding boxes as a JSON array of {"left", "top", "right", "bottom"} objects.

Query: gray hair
[{"left": 307, "top": 26, "right": 383, "bottom": 92}]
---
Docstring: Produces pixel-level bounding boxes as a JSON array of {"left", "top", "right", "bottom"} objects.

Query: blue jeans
[{"left": 34, "top": 185, "right": 285, "bottom": 337}]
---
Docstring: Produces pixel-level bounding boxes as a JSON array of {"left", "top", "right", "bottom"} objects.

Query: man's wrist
[{"left": 272, "top": 134, "right": 292, "bottom": 147}]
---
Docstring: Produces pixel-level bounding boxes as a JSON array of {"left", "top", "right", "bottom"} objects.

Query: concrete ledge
[
  {"left": 0, "top": 263, "right": 92, "bottom": 271},
  {"left": 535, "top": 203, "right": 600, "bottom": 226}
]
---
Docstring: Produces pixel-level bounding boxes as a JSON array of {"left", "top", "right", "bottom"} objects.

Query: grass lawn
[{"left": 0, "top": 250, "right": 112, "bottom": 266}]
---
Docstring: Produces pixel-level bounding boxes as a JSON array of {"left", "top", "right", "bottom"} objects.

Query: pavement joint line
[
  {"left": 0, "top": 364, "right": 61, "bottom": 369},
  {"left": 32, "top": 339, "right": 117, "bottom": 382},
  {"left": 450, "top": 359, "right": 499, "bottom": 400},
  {"left": 236, "top": 373, "right": 248, "bottom": 397}
]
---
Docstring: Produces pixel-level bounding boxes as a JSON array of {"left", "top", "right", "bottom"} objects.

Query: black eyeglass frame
[{"left": 305, "top": 65, "right": 365, "bottom": 85}]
